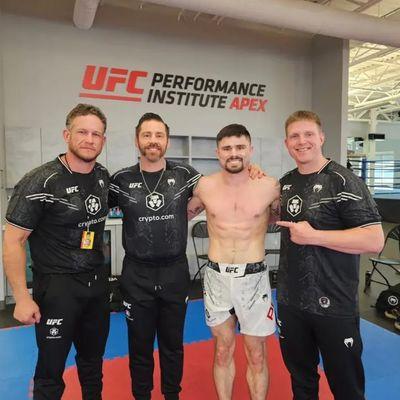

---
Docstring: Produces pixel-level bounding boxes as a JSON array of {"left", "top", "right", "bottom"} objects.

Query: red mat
[{"left": 63, "top": 336, "right": 333, "bottom": 399}]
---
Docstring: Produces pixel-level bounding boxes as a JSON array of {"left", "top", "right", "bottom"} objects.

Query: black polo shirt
[
  {"left": 109, "top": 160, "right": 201, "bottom": 261},
  {"left": 278, "top": 160, "right": 381, "bottom": 317},
  {"left": 6, "top": 155, "right": 110, "bottom": 274}
]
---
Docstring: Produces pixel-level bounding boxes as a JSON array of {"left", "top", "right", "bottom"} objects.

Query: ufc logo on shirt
[
  {"left": 66, "top": 186, "right": 79, "bottom": 194},
  {"left": 129, "top": 182, "right": 143, "bottom": 189}
]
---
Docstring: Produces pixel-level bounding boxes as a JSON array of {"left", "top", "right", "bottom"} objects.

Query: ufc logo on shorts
[
  {"left": 46, "top": 319, "right": 63, "bottom": 326},
  {"left": 123, "top": 300, "right": 132, "bottom": 310},
  {"left": 225, "top": 266, "right": 239, "bottom": 274},
  {"left": 219, "top": 263, "right": 246, "bottom": 277},
  {"left": 80, "top": 65, "right": 148, "bottom": 102}
]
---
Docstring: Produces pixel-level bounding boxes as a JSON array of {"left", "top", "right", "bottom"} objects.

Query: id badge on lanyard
[
  {"left": 64, "top": 155, "right": 97, "bottom": 250},
  {"left": 81, "top": 229, "right": 95, "bottom": 250}
]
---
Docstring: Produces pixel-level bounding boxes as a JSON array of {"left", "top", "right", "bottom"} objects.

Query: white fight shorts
[{"left": 203, "top": 261, "right": 276, "bottom": 336}]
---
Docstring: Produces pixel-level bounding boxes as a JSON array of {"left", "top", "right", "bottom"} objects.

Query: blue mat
[{"left": 0, "top": 300, "right": 399, "bottom": 399}]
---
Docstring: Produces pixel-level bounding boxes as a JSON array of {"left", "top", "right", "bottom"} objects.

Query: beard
[
  {"left": 138, "top": 142, "right": 167, "bottom": 161},
  {"left": 224, "top": 157, "right": 244, "bottom": 174}
]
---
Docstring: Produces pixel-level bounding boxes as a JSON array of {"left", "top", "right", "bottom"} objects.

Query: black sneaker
[
  {"left": 164, "top": 395, "right": 179, "bottom": 400},
  {"left": 384, "top": 308, "right": 400, "bottom": 320},
  {"left": 395, "top": 317, "right": 400, "bottom": 332}
]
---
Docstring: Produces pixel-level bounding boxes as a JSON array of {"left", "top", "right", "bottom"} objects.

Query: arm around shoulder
[
  {"left": 187, "top": 177, "right": 205, "bottom": 220},
  {"left": 266, "top": 177, "right": 280, "bottom": 223}
]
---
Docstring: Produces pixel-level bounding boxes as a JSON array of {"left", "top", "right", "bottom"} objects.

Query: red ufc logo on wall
[{"left": 79, "top": 65, "right": 148, "bottom": 102}]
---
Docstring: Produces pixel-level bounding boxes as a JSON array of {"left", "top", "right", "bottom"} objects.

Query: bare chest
[{"left": 204, "top": 189, "right": 267, "bottom": 220}]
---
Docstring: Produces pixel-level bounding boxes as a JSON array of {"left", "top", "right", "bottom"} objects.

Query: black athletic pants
[
  {"left": 277, "top": 304, "right": 365, "bottom": 400},
  {"left": 32, "top": 267, "right": 110, "bottom": 400},
  {"left": 121, "top": 255, "right": 191, "bottom": 400}
]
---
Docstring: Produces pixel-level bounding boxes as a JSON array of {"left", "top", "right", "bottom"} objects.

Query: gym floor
[
  {"left": 1, "top": 222, "right": 399, "bottom": 332},
  {"left": 0, "top": 221, "right": 399, "bottom": 399}
]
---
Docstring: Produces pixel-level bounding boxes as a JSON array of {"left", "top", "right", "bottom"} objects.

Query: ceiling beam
[
  {"left": 350, "top": 48, "right": 396, "bottom": 67},
  {"left": 349, "top": 92, "right": 400, "bottom": 113},
  {"left": 354, "top": 0, "right": 383, "bottom": 13},
  {"left": 145, "top": 0, "right": 400, "bottom": 47}
]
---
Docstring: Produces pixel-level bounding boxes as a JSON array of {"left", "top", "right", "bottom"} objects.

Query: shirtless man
[{"left": 188, "top": 124, "right": 280, "bottom": 400}]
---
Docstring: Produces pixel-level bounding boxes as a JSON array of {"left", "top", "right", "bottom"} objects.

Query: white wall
[
  {"left": 371, "top": 122, "right": 400, "bottom": 159},
  {"left": 348, "top": 120, "right": 369, "bottom": 138},
  {"left": 348, "top": 120, "right": 400, "bottom": 139},
  {"left": 1, "top": 10, "right": 312, "bottom": 182},
  {"left": 312, "top": 35, "right": 349, "bottom": 166},
  {"left": 0, "top": 4, "right": 320, "bottom": 297},
  {"left": 348, "top": 120, "right": 400, "bottom": 158}
]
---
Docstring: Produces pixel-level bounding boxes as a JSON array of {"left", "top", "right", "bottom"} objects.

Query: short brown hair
[
  {"left": 135, "top": 113, "right": 169, "bottom": 138},
  {"left": 66, "top": 103, "right": 107, "bottom": 132},
  {"left": 285, "top": 110, "right": 322, "bottom": 135},
  {"left": 216, "top": 124, "right": 251, "bottom": 144}
]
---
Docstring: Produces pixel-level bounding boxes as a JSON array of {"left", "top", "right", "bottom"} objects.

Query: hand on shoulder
[{"left": 259, "top": 175, "right": 280, "bottom": 192}]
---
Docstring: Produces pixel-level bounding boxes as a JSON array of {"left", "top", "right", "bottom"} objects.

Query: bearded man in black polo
[
  {"left": 109, "top": 113, "right": 201, "bottom": 400},
  {"left": 276, "top": 110, "right": 384, "bottom": 400},
  {"left": 3, "top": 104, "right": 110, "bottom": 400}
]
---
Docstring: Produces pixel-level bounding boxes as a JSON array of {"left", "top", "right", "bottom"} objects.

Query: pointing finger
[{"left": 276, "top": 221, "right": 294, "bottom": 227}]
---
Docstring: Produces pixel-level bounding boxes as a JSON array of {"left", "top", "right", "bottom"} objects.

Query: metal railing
[{"left": 348, "top": 156, "right": 400, "bottom": 194}]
